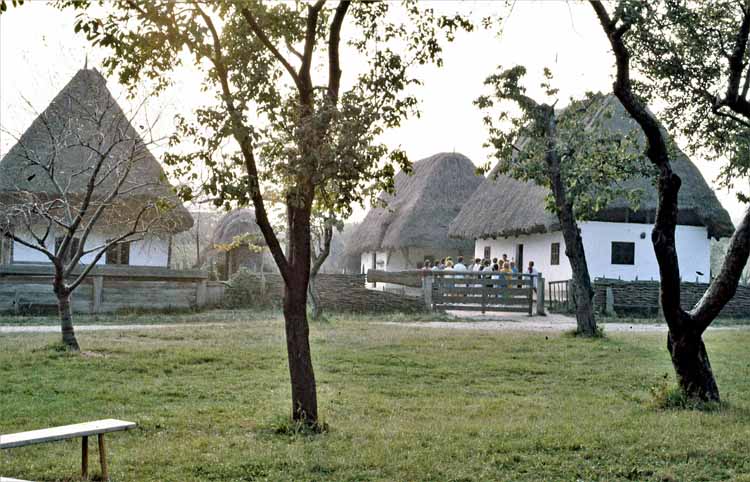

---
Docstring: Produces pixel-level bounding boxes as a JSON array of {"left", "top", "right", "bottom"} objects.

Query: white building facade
[
  {"left": 475, "top": 221, "right": 711, "bottom": 284},
  {"left": 8, "top": 227, "right": 171, "bottom": 267}
]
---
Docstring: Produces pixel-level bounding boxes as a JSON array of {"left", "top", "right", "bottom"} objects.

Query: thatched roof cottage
[
  {"left": 205, "top": 209, "right": 274, "bottom": 280},
  {"left": 0, "top": 68, "right": 192, "bottom": 266},
  {"left": 348, "top": 152, "right": 484, "bottom": 277},
  {"left": 448, "top": 96, "right": 734, "bottom": 284}
]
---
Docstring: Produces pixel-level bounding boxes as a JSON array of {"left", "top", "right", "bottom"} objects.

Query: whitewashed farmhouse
[
  {"left": 0, "top": 68, "right": 192, "bottom": 267},
  {"left": 448, "top": 98, "right": 734, "bottom": 285},
  {"left": 348, "top": 152, "right": 484, "bottom": 283}
]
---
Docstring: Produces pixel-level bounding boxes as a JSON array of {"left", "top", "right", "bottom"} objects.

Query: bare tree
[{"left": 0, "top": 70, "right": 185, "bottom": 350}]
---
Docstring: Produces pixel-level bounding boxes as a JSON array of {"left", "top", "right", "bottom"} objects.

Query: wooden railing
[
  {"left": 367, "top": 269, "right": 546, "bottom": 316},
  {"left": 548, "top": 279, "right": 572, "bottom": 312},
  {"left": 0, "top": 263, "right": 217, "bottom": 314}
]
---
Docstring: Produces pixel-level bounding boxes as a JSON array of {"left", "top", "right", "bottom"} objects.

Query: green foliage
[
  {"left": 262, "top": 413, "right": 329, "bottom": 437},
  {"left": 223, "top": 268, "right": 278, "bottom": 309},
  {"left": 476, "top": 66, "right": 652, "bottom": 219},
  {"left": 649, "top": 381, "right": 725, "bottom": 412},
  {"left": 56, "top": 0, "right": 471, "bottom": 218},
  {"left": 624, "top": 0, "right": 750, "bottom": 198}
]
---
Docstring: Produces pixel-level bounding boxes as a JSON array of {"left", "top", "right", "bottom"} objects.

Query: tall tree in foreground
[
  {"left": 476, "top": 66, "right": 646, "bottom": 336},
  {"left": 590, "top": 0, "right": 750, "bottom": 402},
  {"left": 0, "top": 69, "right": 187, "bottom": 350},
  {"left": 61, "top": 0, "right": 471, "bottom": 425}
]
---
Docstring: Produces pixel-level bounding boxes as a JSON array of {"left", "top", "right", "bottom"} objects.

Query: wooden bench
[{"left": 1, "top": 419, "right": 136, "bottom": 481}]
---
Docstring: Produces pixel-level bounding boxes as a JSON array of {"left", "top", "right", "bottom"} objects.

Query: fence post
[
  {"left": 196, "top": 279, "right": 207, "bottom": 308},
  {"left": 605, "top": 287, "right": 615, "bottom": 316},
  {"left": 537, "top": 275, "right": 546, "bottom": 316},
  {"left": 92, "top": 276, "right": 103, "bottom": 314},
  {"left": 423, "top": 274, "right": 433, "bottom": 310}
]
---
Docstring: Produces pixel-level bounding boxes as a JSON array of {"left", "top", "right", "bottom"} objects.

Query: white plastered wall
[
  {"left": 473, "top": 221, "right": 711, "bottom": 284},
  {"left": 11, "top": 226, "right": 170, "bottom": 267}
]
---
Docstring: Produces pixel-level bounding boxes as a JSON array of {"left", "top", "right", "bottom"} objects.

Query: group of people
[
  {"left": 421, "top": 255, "right": 537, "bottom": 275},
  {"left": 419, "top": 255, "right": 539, "bottom": 289}
]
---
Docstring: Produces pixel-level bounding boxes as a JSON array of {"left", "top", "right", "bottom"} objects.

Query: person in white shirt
[
  {"left": 527, "top": 261, "right": 539, "bottom": 291},
  {"left": 453, "top": 256, "right": 467, "bottom": 271},
  {"left": 471, "top": 258, "right": 482, "bottom": 271}
]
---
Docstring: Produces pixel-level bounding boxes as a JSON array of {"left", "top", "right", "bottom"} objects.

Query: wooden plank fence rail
[
  {"left": 0, "top": 263, "right": 219, "bottom": 314},
  {"left": 366, "top": 269, "right": 545, "bottom": 315}
]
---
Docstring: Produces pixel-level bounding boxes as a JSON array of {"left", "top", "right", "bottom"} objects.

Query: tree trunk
[
  {"left": 57, "top": 292, "right": 80, "bottom": 351},
  {"left": 560, "top": 217, "right": 598, "bottom": 336},
  {"left": 667, "top": 330, "right": 720, "bottom": 402},
  {"left": 307, "top": 276, "right": 322, "bottom": 321},
  {"left": 283, "top": 204, "right": 318, "bottom": 425},
  {"left": 543, "top": 105, "right": 597, "bottom": 336}
]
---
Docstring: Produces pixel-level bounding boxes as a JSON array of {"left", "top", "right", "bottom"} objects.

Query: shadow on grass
[{"left": 257, "top": 414, "right": 330, "bottom": 439}]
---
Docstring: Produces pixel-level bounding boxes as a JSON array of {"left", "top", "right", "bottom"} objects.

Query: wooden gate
[{"left": 427, "top": 271, "right": 537, "bottom": 315}]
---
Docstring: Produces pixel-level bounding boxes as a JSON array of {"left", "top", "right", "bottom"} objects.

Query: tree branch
[
  {"left": 591, "top": 0, "right": 685, "bottom": 327},
  {"left": 195, "top": 3, "right": 290, "bottom": 281},
  {"left": 327, "top": 1, "right": 350, "bottom": 101},
  {"left": 240, "top": 7, "right": 304, "bottom": 94},
  {"left": 691, "top": 206, "right": 750, "bottom": 328}
]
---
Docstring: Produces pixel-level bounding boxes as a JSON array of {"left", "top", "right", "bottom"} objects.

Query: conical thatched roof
[
  {"left": 211, "top": 209, "right": 264, "bottom": 246},
  {"left": 0, "top": 68, "right": 192, "bottom": 233},
  {"left": 449, "top": 96, "right": 734, "bottom": 241},
  {"left": 347, "top": 152, "right": 484, "bottom": 254}
]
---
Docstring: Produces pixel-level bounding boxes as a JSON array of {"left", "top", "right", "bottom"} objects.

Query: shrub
[{"left": 223, "top": 268, "right": 281, "bottom": 309}]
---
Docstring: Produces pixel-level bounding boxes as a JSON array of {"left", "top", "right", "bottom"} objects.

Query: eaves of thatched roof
[
  {"left": 448, "top": 96, "right": 734, "bottom": 241},
  {"left": 0, "top": 68, "right": 192, "bottom": 234},
  {"left": 211, "top": 208, "right": 265, "bottom": 246},
  {"left": 347, "top": 152, "right": 484, "bottom": 255}
]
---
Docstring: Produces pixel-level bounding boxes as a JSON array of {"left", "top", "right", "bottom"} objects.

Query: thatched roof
[
  {"left": 347, "top": 152, "right": 484, "bottom": 254},
  {"left": 211, "top": 209, "right": 264, "bottom": 247},
  {"left": 449, "top": 96, "right": 734, "bottom": 241},
  {"left": 0, "top": 68, "right": 192, "bottom": 233}
]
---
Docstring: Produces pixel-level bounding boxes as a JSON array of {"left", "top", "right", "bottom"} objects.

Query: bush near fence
[
  {"left": 224, "top": 269, "right": 425, "bottom": 314},
  {"left": 592, "top": 278, "right": 750, "bottom": 318}
]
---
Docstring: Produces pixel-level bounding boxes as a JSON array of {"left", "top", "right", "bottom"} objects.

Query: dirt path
[
  {"left": 377, "top": 311, "right": 750, "bottom": 333},
  {"left": 0, "top": 323, "right": 223, "bottom": 334}
]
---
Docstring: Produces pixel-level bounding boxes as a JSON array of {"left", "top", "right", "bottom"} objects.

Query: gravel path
[
  {"left": 0, "top": 323, "right": 222, "bottom": 334},
  {"left": 377, "top": 311, "right": 750, "bottom": 333}
]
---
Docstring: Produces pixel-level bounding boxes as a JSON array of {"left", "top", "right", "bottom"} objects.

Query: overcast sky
[{"left": 1, "top": 1, "right": 747, "bottom": 225}]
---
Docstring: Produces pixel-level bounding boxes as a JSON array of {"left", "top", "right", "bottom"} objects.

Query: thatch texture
[
  {"left": 449, "top": 96, "right": 734, "bottom": 241},
  {"left": 211, "top": 209, "right": 264, "bottom": 247},
  {"left": 204, "top": 209, "right": 272, "bottom": 279},
  {"left": 0, "top": 68, "right": 192, "bottom": 233},
  {"left": 347, "top": 152, "right": 484, "bottom": 254}
]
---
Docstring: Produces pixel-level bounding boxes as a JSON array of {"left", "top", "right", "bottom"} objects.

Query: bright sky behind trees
[{"left": 1, "top": 0, "right": 746, "bottom": 224}]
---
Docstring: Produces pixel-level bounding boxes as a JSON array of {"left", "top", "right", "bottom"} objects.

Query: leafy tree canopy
[
  {"left": 57, "top": 0, "right": 472, "bottom": 220},
  {"left": 622, "top": 0, "right": 750, "bottom": 198},
  {"left": 475, "top": 65, "right": 652, "bottom": 219}
]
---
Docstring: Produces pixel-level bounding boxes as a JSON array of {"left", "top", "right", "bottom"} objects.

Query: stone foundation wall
[
  {"left": 224, "top": 271, "right": 425, "bottom": 314},
  {"left": 593, "top": 278, "right": 750, "bottom": 318}
]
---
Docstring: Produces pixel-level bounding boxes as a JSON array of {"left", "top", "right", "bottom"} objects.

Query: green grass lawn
[
  {"left": 3, "top": 312, "right": 750, "bottom": 481},
  {"left": 599, "top": 315, "right": 750, "bottom": 327}
]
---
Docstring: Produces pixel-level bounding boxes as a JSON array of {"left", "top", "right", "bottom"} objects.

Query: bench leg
[
  {"left": 98, "top": 434, "right": 109, "bottom": 481},
  {"left": 81, "top": 436, "right": 89, "bottom": 480}
]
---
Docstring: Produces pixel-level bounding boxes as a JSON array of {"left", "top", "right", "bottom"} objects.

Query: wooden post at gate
[
  {"left": 536, "top": 274, "right": 546, "bottom": 316},
  {"left": 422, "top": 274, "right": 433, "bottom": 310}
]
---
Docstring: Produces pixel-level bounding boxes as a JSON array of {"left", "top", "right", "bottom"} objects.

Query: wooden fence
[
  {"left": 367, "top": 269, "right": 546, "bottom": 315},
  {"left": 0, "top": 263, "right": 222, "bottom": 314},
  {"left": 548, "top": 279, "right": 572, "bottom": 312}
]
